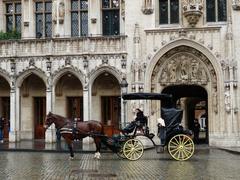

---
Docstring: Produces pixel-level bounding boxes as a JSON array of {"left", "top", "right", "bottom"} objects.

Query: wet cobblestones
[{"left": 0, "top": 148, "right": 239, "bottom": 180}]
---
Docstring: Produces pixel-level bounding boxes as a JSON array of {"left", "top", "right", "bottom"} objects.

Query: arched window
[
  {"left": 206, "top": 0, "right": 227, "bottom": 22},
  {"left": 71, "top": 0, "right": 88, "bottom": 37},
  {"left": 159, "top": 0, "right": 179, "bottom": 25}
]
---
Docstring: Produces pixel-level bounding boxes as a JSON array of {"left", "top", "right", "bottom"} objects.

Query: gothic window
[
  {"left": 102, "top": 0, "right": 120, "bottom": 35},
  {"left": 159, "top": 0, "right": 179, "bottom": 25},
  {"left": 206, "top": 0, "right": 227, "bottom": 22},
  {"left": 71, "top": 0, "right": 88, "bottom": 37},
  {"left": 5, "top": 2, "right": 22, "bottom": 33},
  {"left": 35, "top": 1, "right": 52, "bottom": 38}
]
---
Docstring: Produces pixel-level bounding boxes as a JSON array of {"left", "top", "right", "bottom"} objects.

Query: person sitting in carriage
[{"left": 123, "top": 108, "right": 148, "bottom": 135}]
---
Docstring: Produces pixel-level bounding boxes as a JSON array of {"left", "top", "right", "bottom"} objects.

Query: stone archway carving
[
  {"left": 52, "top": 67, "right": 85, "bottom": 96},
  {"left": 16, "top": 68, "right": 47, "bottom": 88},
  {"left": 89, "top": 65, "right": 122, "bottom": 87},
  {"left": 150, "top": 45, "right": 219, "bottom": 118},
  {"left": 151, "top": 46, "right": 217, "bottom": 89}
]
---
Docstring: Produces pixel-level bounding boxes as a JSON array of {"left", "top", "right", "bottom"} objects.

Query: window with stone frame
[
  {"left": 5, "top": 2, "right": 22, "bottom": 33},
  {"left": 102, "top": 0, "right": 120, "bottom": 36},
  {"left": 206, "top": 0, "right": 227, "bottom": 22},
  {"left": 159, "top": 0, "right": 179, "bottom": 25},
  {"left": 35, "top": 0, "right": 52, "bottom": 38},
  {"left": 71, "top": 0, "right": 88, "bottom": 37}
]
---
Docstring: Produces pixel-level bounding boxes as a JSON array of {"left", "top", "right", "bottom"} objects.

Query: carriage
[
  {"left": 100, "top": 92, "right": 195, "bottom": 161},
  {"left": 44, "top": 92, "right": 194, "bottom": 161}
]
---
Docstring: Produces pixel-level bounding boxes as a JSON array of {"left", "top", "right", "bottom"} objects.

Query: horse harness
[{"left": 57, "top": 120, "right": 101, "bottom": 139}]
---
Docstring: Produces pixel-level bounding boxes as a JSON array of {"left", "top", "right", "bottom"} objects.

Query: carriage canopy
[{"left": 122, "top": 92, "right": 172, "bottom": 100}]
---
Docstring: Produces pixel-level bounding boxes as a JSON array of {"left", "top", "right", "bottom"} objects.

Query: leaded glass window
[
  {"left": 71, "top": 0, "right": 88, "bottom": 37},
  {"left": 102, "top": 0, "right": 120, "bottom": 35},
  {"left": 35, "top": 1, "right": 52, "bottom": 38},
  {"left": 5, "top": 2, "right": 22, "bottom": 32},
  {"left": 206, "top": 0, "right": 227, "bottom": 22},
  {"left": 159, "top": 0, "right": 179, "bottom": 25}
]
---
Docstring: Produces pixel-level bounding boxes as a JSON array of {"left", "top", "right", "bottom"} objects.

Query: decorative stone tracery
[{"left": 151, "top": 46, "right": 215, "bottom": 87}]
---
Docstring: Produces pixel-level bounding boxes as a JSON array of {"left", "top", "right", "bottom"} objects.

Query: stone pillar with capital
[{"left": 9, "top": 79, "right": 20, "bottom": 142}]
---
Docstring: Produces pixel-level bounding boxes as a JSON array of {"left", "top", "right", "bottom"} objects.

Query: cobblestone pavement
[{"left": 0, "top": 148, "right": 239, "bottom": 180}]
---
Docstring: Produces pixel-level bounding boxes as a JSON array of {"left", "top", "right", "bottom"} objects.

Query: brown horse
[{"left": 44, "top": 112, "right": 104, "bottom": 159}]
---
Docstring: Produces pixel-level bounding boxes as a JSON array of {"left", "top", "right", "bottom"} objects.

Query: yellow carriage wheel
[
  {"left": 123, "top": 139, "right": 144, "bottom": 161},
  {"left": 168, "top": 134, "right": 194, "bottom": 161},
  {"left": 116, "top": 146, "right": 126, "bottom": 159}
]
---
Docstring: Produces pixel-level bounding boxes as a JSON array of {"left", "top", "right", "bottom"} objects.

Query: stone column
[
  {"left": 45, "top": 72, "right": 56, "bottom": 143},
  {"left": 83, "top": 88, "right": 89, "bottom": 121},
  {"left": 9, "top": 87, "right": 16, "bottom": 142}
]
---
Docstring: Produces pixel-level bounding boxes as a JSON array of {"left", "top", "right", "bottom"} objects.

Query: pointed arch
[
  {"left": 89, "top": 66, "right": 122, "bottom": 87},
  {"left": 52, "top": 67, "right": 85, "bottom": 87},
  {"left": 16, "top": 69, "right": 47, "bottom": 88},
  {"left": 145, "top": 39, "right": 223, "bottom": 92},
  {"left": 0, "top": 69, "right": 11, "bottom": 86}
]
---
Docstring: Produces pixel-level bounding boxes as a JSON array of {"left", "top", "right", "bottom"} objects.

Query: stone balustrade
[{"left": 0, "top": 35, "right": 127, "bottom": 57}]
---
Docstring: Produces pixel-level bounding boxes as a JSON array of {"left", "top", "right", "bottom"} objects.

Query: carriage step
[{"left": 156, "top": 145, "right": 164, "bottom": 153}]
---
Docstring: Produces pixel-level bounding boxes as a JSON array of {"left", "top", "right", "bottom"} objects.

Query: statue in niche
[
  {"left": 168, "top": 60, "right": 177, "bottom": 82},
  {"left": 180, "top": 59, "right": 189, "bottom": 81},
  {"left": 59, "top": 1, "right": 65, "bottom": 24},
  {"left": 213, "top": 88, "right": 218, "bottom": 113},
  {"left": 191, "top": 60, "right": 199, "bottom": 80},
  {"left": 52, "top": 0, "right": 57, "bottom": 24},
  {"left": 160, "top": 68, "right": 168, "bottom": 82},
  {"left": 224, "top": 87, "right": 231, "bottom": 112}
]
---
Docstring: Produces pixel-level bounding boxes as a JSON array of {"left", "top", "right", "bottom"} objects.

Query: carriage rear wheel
[
  {"left": 168, "top": 134, "right": 194, "bottom": 161},
  {"left": 123, "top": 138, "right": 144, "bottom": 161},
  {"left": 116, "top": 145, "right": 126, "bottom": 159}
]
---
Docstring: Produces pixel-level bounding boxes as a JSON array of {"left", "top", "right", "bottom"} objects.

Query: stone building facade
[{"left": 0, "top": 0, "right": 239, "bottom": 147}]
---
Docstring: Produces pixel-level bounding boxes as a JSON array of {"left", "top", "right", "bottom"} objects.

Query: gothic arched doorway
[
  {"left": 19, "top": 74, "right": 46, "bottom": 139},
  {"left": 91, "top": 72, "right": 121, "bottom": 136},
  {"left": 162, "top": 85, "right": 208, "bottom": 144},
  {"left": 0, "top": 76, "right": 10, "bottom": 141}
]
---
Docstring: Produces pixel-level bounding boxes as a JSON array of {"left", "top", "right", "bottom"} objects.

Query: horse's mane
[{"left": 48, "top": 112, "right": 71, "bottom": 122}]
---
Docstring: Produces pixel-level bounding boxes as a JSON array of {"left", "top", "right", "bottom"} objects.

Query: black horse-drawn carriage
[
  {"left": 44, "top": 92, "right": 194, "bottom": 161},
  {"left": 101, "top": 92, "right": 195, "bottom": 161}
]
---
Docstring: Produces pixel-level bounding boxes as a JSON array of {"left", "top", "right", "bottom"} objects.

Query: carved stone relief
[
  {"left": 158, "top": 54, "right": 208, "bottom": 85},
  {"left": 152, "top": 46, "right": 216, "bottom": 87}
]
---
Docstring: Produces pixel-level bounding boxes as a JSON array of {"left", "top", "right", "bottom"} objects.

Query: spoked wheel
[
  {"left": 116, "top": 145, "right": 126, "bottom": 159},
  {"left": 123, "top": 138, "right": 144, "bottom": 161},
  {"left": 168, "top": 134, "right": 194, "bottom": 161}
]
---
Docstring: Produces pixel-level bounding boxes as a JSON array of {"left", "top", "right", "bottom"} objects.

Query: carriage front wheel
[
  {"left": 123, "top": 138, "right": 144, "bottom": 161},
  {"left": 168, "top": 134, "right": 194, "bottom": 161}
]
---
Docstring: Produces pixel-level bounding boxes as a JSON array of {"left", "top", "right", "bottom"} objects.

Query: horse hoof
[{"left": 69, "top": 157, "right": 74, "bottom": 160}]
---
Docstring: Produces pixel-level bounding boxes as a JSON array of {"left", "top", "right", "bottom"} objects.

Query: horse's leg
[
  {"left": 94, "top": 137, "right": 101, "bottom": 159},
  {"left": 63, "top": 134, "right": 74, "bottom": 159}
]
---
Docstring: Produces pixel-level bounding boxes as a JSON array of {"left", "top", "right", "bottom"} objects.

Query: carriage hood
[{"left": 161, "top": 107, "right": 183, "bottom": 128}]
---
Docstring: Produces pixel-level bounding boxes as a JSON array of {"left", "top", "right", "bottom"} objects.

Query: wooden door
[
  {"left": 2, "top": 97, "right": 10, "bottom": 139},
  {"left": 101, "top": 96, "right": 121, "bottom": 136},
  {"left": 67, "top": 97, "right": 83, "bottom": 121},
  {"left": 34, "top": 97, "right": 46, "bottom": 139}
]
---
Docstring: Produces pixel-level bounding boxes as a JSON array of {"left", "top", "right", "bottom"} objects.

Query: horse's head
[{"left": 44, "top": 112, "right": 54, "bottom": 130}]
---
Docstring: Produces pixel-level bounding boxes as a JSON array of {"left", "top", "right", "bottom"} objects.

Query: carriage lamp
[
  {"left": 120, "top": 77, "right": 128, "bottom": 94},
  {"left": 10, "top": 59, "right": 16, "bottom": 73}
]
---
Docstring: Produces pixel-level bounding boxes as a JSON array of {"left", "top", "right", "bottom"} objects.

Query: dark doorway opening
[
  {"left": 34, "top": 97, "right": 46, "bottom": 139},
  {"left": 67, "top": 97, "right": 83, "bottom": 121},
  {"left": 162, "top": 85, "right": 208, "bottom": 144}
]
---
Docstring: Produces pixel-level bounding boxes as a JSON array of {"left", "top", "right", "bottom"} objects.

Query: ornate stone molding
[
  {"left": 141, "top": 0, "right": 154, "bottom": 15},
  {"left": 233, "top": 0, "right": 240, "bottom": 10},
  {"left": 182, "top": 0, "right": 203, "bottom": 27},
  {"left": 151, "top": 46, "right": 217, "bottom": 87}
]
